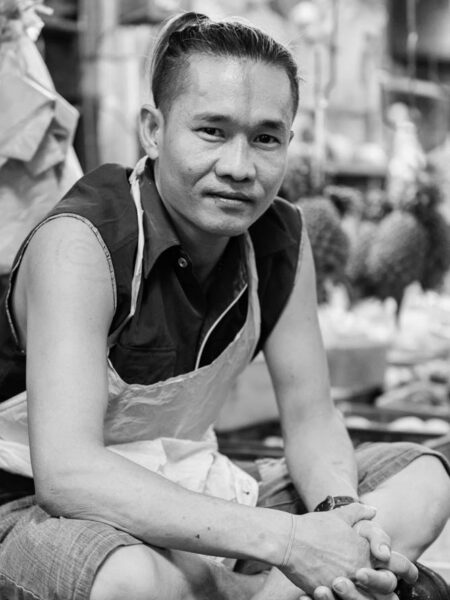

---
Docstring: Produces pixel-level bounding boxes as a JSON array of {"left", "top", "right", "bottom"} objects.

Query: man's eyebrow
[
  {"left": 193, "top": 113, "right": 229, "bottom": 122},
  {"left": 193, "top": 113, "right": 289, "bottom": 133},
  {"left": 258, "top": 119, "right": 289, "bottom": 133}
]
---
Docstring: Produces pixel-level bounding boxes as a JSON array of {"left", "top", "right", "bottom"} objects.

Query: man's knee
[
  {"left": 415, "top": 455, "right": 450, "bottom": 528},
  {"left": 400, "top": 455, "right": 449, "bottom": 541},
  {"left": 365, "top": 453, "right": 450, "bottom": 512},
  {"left": 90, "top": 544, "right": 163, "bottom": 600},
  {"left": 362, "top": 453, "right": 450, "bottom": 555}
]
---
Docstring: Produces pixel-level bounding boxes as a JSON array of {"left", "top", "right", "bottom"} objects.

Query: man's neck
[{"left": 182, "top": 236, "right": 229, "bottom": 287}]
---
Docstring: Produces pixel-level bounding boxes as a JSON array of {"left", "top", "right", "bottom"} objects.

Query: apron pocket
[{"left": 109, "top": 344, "right": 176, "bottom": 385}]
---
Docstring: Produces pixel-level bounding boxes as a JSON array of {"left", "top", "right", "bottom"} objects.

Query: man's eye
[
  {"left": 255, "top": 134, "right": 279, "bottom": 145},
  {"left": 200, "top": 127, "right": 222, "bottom": 137}
]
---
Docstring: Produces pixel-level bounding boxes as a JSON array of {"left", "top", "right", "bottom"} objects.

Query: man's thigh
[
  {"left": 355, "top": 441, "right": 449, "bottom": 496},
  {"left": 0, "top": 496, "right": 140, "bottom": 600},
  {"left": 0, "top": 498, "right": 247, "bottom": 600}
]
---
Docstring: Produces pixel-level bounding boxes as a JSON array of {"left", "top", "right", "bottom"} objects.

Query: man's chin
[
  {"left": 203, "top": 206, "right": 269, "bottom": 237},
  {"left": 202, "top": 217, "right": 255, "bottom": 239}
]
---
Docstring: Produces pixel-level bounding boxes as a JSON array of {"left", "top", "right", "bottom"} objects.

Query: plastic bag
[{"left": 0, "top": 9, "right": 82, "bottom": 274}]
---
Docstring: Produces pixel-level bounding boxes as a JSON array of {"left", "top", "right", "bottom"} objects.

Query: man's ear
[{"left": 139, "top": 104, "right": 163, "bottom": 160}]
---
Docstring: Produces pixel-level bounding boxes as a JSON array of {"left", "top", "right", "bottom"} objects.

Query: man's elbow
[
  {"left": 35, "top": 481, "right": 66, "bottom": 516},
  {"left": 32, "top": 441, "right": 107, "bottom": 516},
  {"left": 33, "top": 464, "right": 90, "bottom": 517}
]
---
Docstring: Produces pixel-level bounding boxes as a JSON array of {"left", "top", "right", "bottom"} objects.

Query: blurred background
[
  {"left": 25, "top": 0, "right": 450, "bottom": 173},
  {"left": 2, "top": 0, "right": 450, "bottom": 579}
]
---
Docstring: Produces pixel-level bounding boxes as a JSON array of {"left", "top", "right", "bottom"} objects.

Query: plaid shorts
[{"left": 0, "top": 441, "right": 448, "bottom": 600}]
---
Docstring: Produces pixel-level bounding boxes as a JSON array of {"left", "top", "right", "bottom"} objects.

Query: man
[{"left": 0, "top": 11, "right": 449, "bottom": 600}]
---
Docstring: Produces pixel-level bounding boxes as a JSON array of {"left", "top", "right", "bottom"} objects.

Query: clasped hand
[{"left": 279, "top": 503, "right": 418, "bottom": 600}]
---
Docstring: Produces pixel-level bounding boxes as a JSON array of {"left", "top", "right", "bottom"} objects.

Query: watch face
[
  {"left": 315, "top": 495, "right": 334, "bottom": 511},
  {"left": 324, "top": 496, "right": 335, "bottom": 510}
]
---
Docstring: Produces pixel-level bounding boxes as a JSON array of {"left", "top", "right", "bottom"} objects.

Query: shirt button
[{"left": 177, "top": 256, "right": 189, "bottom": 268}]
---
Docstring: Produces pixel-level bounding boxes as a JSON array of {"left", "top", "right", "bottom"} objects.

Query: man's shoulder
[
  {"left": 44, "top": 163, "right": 138, "bottom": 262},
  {"left": 249, "top": 197, "right": 302, "bottom": 257},
  {"left": 67, "top": 163, "right": 133, "bottom": 205},
  {"left": 53, "top": 163, "right": 134, "bottom": 223}
]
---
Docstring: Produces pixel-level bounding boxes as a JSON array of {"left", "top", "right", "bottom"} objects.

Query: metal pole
[
  {"left": 406, "top": 0, "right": 418, "bottom": 109},
  {"left": 79, "top": 0, "right": 106, "bottom": 170}
]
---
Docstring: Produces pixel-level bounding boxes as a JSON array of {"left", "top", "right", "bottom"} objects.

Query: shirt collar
[{"left": 139, "top": 159, "right": 181, "bottom": 277}]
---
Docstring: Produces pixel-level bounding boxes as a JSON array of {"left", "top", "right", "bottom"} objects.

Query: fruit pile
[{"left": 346, "top": 175, "right": 450, "bottom": 307}]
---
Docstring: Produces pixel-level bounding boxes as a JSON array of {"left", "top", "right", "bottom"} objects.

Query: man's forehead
[
  {"left": 178, "top": 53, "right": 294, "bottom": 123},
  {"left": 185, "top": 53, "right": 289, "bottom": 90}
]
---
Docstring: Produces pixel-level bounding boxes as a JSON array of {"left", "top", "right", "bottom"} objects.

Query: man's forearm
[
  {"left": 284, "top": 407, "right": 359, "bottom": 511},
  {"left": 36, "top": 444, "right": 291, "bottom": 565},
  {"left": 35, "top": 437, "right": 390, "bottom": 596}
]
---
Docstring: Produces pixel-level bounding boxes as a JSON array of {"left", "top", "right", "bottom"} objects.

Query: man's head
[
  {"left": 140, "top": 12, "right": 300, "bottom": 249},
  {"left": 150, "top": 11, "right": 299, "bottom": 118}
]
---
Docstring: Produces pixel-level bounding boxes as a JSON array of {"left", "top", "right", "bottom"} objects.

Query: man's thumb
[{"left": 337, "top": 502, "right": 377, "bottom": 525}]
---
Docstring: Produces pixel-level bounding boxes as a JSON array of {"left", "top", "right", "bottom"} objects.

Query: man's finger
[
  {"left": 369, "top": 548, "right": 417, "bottom": 584},
  {"left": 335, "top": 503, "right": 377, "bottom": 526},
  {"left": 331, "top": 577, "right": 377, "bottom": 599},
  {"left": 313, "top": 586, "right": 335, "bottom": 600},
  {"left": 386, "top": 551, "right": 418, "bottom": 584},
  {"left": 354, "top": 520, "right": 391, "bottom": 562},
  {"left": 355, "top": 567, "right": 397, "bottom": 594}
]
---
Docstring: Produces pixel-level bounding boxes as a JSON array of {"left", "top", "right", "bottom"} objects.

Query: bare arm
[
  {"left": 263, "top": 232, "right": 358, "bottom": 510},
  {"left": 17, "top": 217, "right": 291, "bottom": 563}
]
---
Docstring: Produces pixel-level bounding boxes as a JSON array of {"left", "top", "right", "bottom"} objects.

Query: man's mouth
[{"left": 208, "top": 191, "right": 252, "bottom": 202}]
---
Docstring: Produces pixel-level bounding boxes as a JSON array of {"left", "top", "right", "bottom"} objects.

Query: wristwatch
[{"left": 313, "top": 495, "right": 360, "bottom": 512}]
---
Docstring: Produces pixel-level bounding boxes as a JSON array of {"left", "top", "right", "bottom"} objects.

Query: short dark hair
[{"left": 150, "top": 11, "right": 299, "bottom": 117}]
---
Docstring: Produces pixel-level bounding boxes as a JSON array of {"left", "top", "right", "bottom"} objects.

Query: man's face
[{"left": 151, "top": 54, "right": 294, "bottom": 245}]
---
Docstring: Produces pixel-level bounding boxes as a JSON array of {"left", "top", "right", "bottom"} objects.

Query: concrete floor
[{"left": 421, "top": 520, "right": 450, "bottom": 583}]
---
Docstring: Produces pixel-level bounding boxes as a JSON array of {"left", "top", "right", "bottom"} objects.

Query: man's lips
[{"left": 207, "top": 191, "right": 253, "bottom": 202}]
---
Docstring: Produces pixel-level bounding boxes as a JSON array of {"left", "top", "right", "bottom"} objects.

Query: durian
[
  {"left": 420, "top": 210, "right": 450, "bottom": 291},
  {"left": 365, "top": 210, "right": 429, "bottom": 305},
  {"left": 298, "top": 197, "right": 350, "bottom": 303}
]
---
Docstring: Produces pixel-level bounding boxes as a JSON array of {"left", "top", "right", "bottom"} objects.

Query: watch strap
[{"left": 314, "top": 495, "right": 360, "bottom": 512}]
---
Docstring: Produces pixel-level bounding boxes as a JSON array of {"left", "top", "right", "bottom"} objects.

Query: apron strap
[{"left": 107, "top": 156, "right": 147, "bottom": 348}]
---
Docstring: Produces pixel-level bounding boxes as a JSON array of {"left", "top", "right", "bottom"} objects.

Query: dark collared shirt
[
  {"left": 108, "top": 161, "right": 250, "bottom": 381},
  {"left": 0, "top": 162, "right": 302, "bottom": 397}
]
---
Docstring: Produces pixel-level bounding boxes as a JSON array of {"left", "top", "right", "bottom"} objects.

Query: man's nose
[{"left": 215, "top": 137, "right": 256, "bottom": 181}]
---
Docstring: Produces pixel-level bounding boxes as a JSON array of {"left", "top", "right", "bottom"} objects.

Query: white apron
[{"left": 0, "top": 158, "right": 260, "bottom": 508}]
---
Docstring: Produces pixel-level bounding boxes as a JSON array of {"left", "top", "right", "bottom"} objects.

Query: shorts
[{"left": 0, "top": 441, "right": 448, "bottom": 600}]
